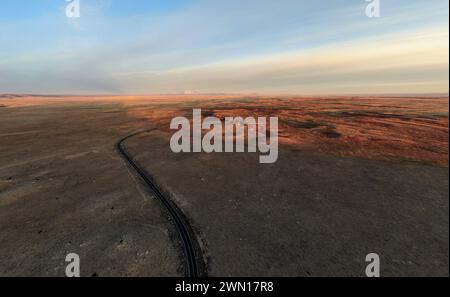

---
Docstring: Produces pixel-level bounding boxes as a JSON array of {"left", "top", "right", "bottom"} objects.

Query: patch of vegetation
[
  {"left": 282, "top": 119, "right": 327, "bottom": 129},
  {"left": 418, "top": 112, "right": 449, "bottom": 119},
  {"left": 321, "top": 127, "right": 342, "bottom": 138},
  {"left": 320, "top": 110, "right": 414, "bottom": 121},
  {"left": 201, "top": 110, "right": 215, "bottom": 117}
]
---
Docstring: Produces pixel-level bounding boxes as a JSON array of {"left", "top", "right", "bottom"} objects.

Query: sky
[{"left": 0, "top": 0, "right": 448, "bottom": 95}]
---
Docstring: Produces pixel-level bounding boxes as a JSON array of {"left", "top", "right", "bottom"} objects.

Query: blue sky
[{"left": 0, "top": 0, "right": 448, "bottom": 94}]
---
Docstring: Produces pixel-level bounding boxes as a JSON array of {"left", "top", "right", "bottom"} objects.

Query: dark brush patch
[
  {"left": 201, "top": 110, "right": 216, "bottom": 117},
  {"left": 320, "top": 110, "right": 417, "bottom": 121},
  {"left": 321, "top": 127, "right": 342, "bottom": 138},
  {"left": 282, "top": 119, "right": 326, "bottom": 129}
]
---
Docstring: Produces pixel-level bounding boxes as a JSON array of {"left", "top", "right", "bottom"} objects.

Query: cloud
[{"left": 116, "top": 27, "right": 449, "bottom": 94}]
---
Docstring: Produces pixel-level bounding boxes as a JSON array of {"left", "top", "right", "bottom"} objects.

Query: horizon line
[{"left": 1, "top": 92, "right": 449, "bottom": 98}]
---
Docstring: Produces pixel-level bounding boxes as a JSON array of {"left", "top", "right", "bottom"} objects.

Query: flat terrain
[
  {"left": 0, "top": 95, "right": 448, "bottom": 276},
  {"left": 0, "top": 100, "right": 182, "bottom": 276}
]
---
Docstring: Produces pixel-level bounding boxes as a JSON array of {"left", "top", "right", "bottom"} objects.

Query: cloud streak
[{"left": 116, "top": 27, "right": 449, "bottom": 94}]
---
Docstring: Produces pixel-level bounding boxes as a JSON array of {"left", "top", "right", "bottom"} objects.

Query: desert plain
[{"left": 0, "top": 94, "right": 448, "bottom": 276}]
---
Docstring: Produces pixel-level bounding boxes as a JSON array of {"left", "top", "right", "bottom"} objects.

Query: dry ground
[
  {"left": 0, "top": 95, "right": 448, "bottom": 276},
  {"left": 0, "top": 99, "right": 183, "bottom": 276}
]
